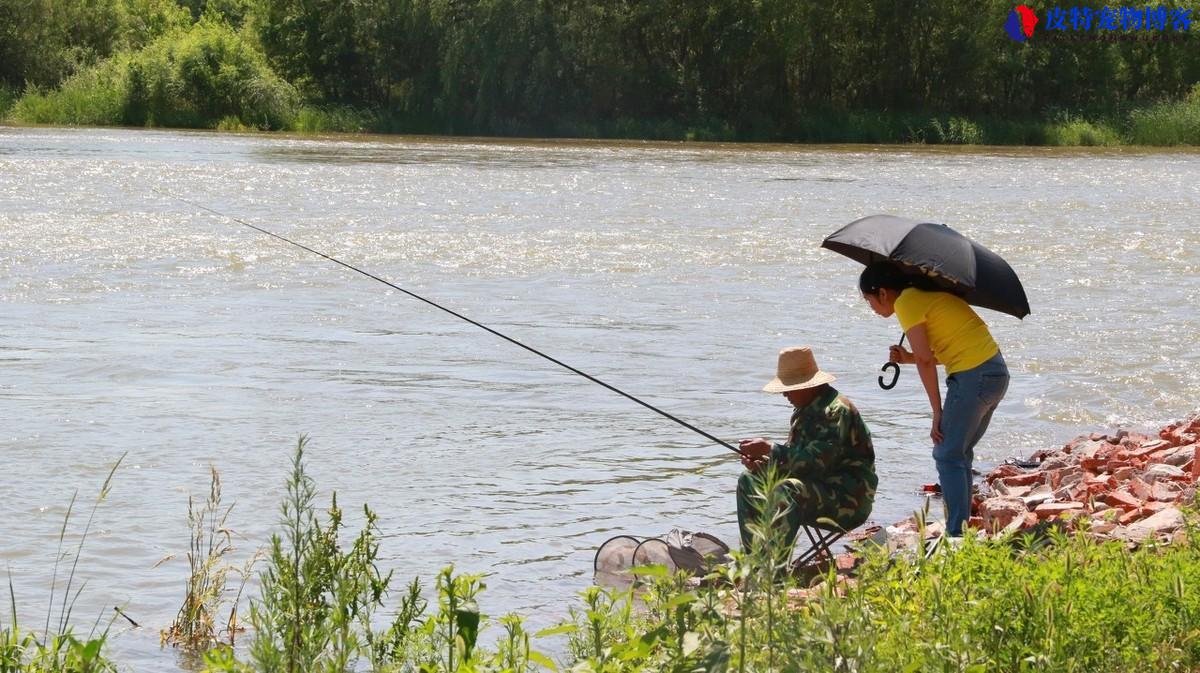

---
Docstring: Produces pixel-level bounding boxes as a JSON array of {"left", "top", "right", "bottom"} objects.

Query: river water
[{"left": 1, "top": 127, "right": 1198, "bottom": 669}]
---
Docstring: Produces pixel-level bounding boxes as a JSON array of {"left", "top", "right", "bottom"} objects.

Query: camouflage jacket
[{"left": 769, "top": 385, "right": 877, "bottom": 527}]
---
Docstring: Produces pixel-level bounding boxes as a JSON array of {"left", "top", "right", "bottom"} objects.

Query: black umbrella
[
  {"left": 822, "top": 214, "right": 1031, "bottom": 319},
  {"left": 822, "top": 214, "right": 1030, "bottom": 388}
]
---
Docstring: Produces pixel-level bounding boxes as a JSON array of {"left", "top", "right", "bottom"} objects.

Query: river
[{"left": 1, "top": 127, "right": 1198, "bottom": 670}]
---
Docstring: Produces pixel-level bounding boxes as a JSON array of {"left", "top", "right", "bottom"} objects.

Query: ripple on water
[{"left": 1, "top": 128, "right": 1198, "bottom": 670}]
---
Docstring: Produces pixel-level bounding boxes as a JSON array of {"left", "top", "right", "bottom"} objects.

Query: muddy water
[{"left": 1, "top": 127, "right": 1198, "bottom": 669}]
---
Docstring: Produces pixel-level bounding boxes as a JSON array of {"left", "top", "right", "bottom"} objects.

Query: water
[{"left": 1, "top": 127, "right": 1198, "bottom": 669}]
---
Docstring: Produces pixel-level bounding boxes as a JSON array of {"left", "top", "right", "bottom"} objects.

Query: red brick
[
  {"left": 1112, "top": 466, "right": 1136, "bottom": 481},
  {"left": 987, "top": 464, "right": 1025, "bottom": 481},
  {"left": 980, "top": 496, "right": 1028, "bottom": 532},
  {"left": 1148, "top": 481, "right": 1182, "bottom": 502},
  {"left": 1001, "top": 472, "right": 1044, "bottom": 487},
  {"left": 1119, "top": 508, "right": 1146, "bottom": 525},
  {"left": 1104, "top": 491, "right": 1142, "bottom": 512},
  {"left": 1131, "top": 439, "right": 1170, "bottom": 457},
  {"left": 1034, "top": 502, "right": 1085, "bottom": 520},
  {"left": 1129, "top": 477, "right": 1153, "bottom": 501}
]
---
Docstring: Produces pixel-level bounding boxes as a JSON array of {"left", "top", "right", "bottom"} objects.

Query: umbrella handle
[
  {"left": 878, "top": 332, "right": 907, "bottom": 391},
  {"left": 878, "top": 362, "right": 900, "bottom": 390}
]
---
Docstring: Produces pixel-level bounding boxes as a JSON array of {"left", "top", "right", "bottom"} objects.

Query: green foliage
[
  {"left": 1042, "top": 117, "right": 1123, "bottom": 147},
  {"left": 121, "top": 0, "right": 193, "bottom": 51},
  {"left": 228, "top": 436, "right": 391, "bottom": 673},
  {"left": 10, "top": 21, "right": 298, "bottom": 129},
  {"left": 162, "top": 467, "right": 250, "bottom": 652},
  {"left": 244, "top": 0, "right": 1200, "bottom": 141},
  {"left": 561, "top": 499, "right": 1200, "bottom": 672},
  {"left": 1129, "top": 85, "right": 1200, "bottom": 145},
  {"left": 0, "top": 84, "right": 17, "bottom": 119},
  {"left": 0, "top": 0, "right": 127, "bottom": 89},
  {"left": 9, "top": 67, "right": 129, "bottom": 127},
  {"left": 291, "top": 106, "right": 375, "bottom": 134},
  {"left": 0, "top": 456, "right": 125, "bottom": 673},
  {"left": 6, "top": 0, "right": 1200, "bottom": 142},
  {"left": 204, "top": 437, "right": 557, "bottom": 673}
]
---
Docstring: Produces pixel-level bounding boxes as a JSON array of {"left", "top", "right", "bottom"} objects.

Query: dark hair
[{"left": 859, "top": 262, "right": 914, "bottom": 296}]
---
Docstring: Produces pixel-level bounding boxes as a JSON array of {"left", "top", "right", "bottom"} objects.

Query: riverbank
[
  {"left": 5, "top": 88, "right": 1200, "bottom": 146},
  {"left": 4, "top": 416, "right": 1200, "bottom": 672},
  {"left": 824, "top": 413, "right": 1200, "bottom": 577}
]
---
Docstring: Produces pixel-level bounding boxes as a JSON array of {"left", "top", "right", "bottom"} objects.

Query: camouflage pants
[{"left": 735, "top": 471, "right": 861, "bottom": 552}]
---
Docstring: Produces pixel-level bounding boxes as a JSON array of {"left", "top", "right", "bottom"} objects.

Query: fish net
[{"left": 593, "top": 529, "right": 730, "bottom": 576}]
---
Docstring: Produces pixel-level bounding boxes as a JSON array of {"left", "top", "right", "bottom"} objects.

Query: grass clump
[
  {"left": 0, "top": 454, "right": 126, "bottom": 673},
  {"left": 291, "top": 106, "right": 376, "bottom": 134},
  {"left": 558, "top": 469, "right": 1200, "bottom": 672},
  {"left": 1041, "top": 113, "right": 1123, "bottom": 147},
  {"left": 162, "top": 467, "right": 251, "bottom": 653},
  {"left": 1129, "top": 85, "right": 1200, "bottom": 146}
]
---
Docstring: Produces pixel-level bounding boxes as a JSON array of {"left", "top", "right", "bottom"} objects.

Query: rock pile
[{"left": 973, "top": 414, "right": 1200, "bottom": 544}]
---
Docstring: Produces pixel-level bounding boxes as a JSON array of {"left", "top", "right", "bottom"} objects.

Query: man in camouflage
[{"left": 737, "top": 346, "right": 877, "bottom": 550}]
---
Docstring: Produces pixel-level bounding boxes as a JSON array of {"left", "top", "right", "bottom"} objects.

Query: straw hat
[{"left": 762, "top": 346, "right": 836, "bottom": 393}]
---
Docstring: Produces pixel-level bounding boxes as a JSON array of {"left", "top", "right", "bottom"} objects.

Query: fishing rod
[{"left": 154, "top": 189, "right": 743, "bottom": 456}]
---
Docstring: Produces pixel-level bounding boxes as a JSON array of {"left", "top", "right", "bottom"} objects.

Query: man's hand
[
  {"left": 931, "top": 409, "right": 944, "bottom": 445},
  {"left": 739, "top": 438, "right": 771, "bottom": 472}
]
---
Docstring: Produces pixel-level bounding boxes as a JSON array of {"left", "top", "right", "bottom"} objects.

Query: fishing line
[{"left": 154, "top": 189, "right": 742, "bottom": 456}]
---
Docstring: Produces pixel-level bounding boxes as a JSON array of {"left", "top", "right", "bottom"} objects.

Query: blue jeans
[{"left": 936, "top": 352, "right": 1009, "bottom": 536}]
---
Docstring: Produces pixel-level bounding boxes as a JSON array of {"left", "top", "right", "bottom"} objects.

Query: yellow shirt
[{"left": 894, "top": 288, "right": 998, "bottom": 374}]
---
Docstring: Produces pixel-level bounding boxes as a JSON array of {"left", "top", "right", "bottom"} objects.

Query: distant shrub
[
  {"left": 10, "top": 21, "right": 298, "bottom": 130},
  {"left": 1038, "top": 111, "right": 1123, "bottom": 146},
  {"left": 0, "top": 84, "right": 18, "bottom": 119},
  {"left": 291, "top": 105, "right": 375, "bottom": 133},
  {"left": 9, "top": 66, "right": 128, "bottom": 126},
  {"left": 1129, "top": 87, "right": 1200, "bottom": 146},
  {"left": 120, "top": 21, "right": 298, "bottom": 129}
]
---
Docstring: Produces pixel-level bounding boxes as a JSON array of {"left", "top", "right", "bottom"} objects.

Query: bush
[
  {"left": 562, "top": 494, "right": 1200, "bottom": 672},
  {"left": 291, "top": 106, "right": 375, "bottom": 134},
  {"left": 9, "top": 20, "right": 297, "bottom": 130},
  {"left": 0, "top": 84, "right": 17, "bottom": 119},
  {"left": 1129, "top": 87, "right": 1200, "bottom": 146},
  {"left": 203, "top": 437, "right": 557, "bottom": 673},
  {"left": 1042, "top": 117, "right": 1123, "bottom": 147}
]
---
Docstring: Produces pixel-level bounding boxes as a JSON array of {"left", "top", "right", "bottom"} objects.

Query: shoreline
[{"left": 834, "top": 413, "right": 1200, "bottom": 571}]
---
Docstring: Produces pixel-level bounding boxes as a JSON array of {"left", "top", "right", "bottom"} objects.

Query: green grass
[
  {"left": 1129, "top": 86, "right": 1200, "bottom": 146},
  {"left": 0, "top": 85, "right": 18, "bottom": 120},
  {"left": 6, "top": 445, "right": 1200, "bottom": 672},
  {"left": 560, "top": 476, "right": 1200, "bottom": 673},
  {"left": 290, "top": 106, "right": 376, "bottom": 134},
  {"left": 161, "top": 467, "right": 250, "bottom": 653},
  {"left": 0, "top": 454, "right": 125, "bottom": 673}
]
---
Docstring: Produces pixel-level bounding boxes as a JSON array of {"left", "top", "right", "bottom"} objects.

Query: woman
[{"left": 859, "top": 262, "right": 1009, "bottom": 537}]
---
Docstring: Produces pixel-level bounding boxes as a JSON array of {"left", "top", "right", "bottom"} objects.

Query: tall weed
[
  {"left": 204, "top": 437, "right": 556, "bottom": 673},
  {"left": 0, "top": 455, "right": 125, "bottom": 673}
]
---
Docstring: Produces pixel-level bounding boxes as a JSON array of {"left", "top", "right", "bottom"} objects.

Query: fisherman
[{"left": 737, "top": 346, "right": 877, "bottom": 551}]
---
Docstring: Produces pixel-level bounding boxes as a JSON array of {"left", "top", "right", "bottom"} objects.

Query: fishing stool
[{"left": 792, "top": 524, "right": 845, "bottom": 569}]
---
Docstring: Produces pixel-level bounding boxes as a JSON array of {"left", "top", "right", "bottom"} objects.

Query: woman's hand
[
  {"left": 739, "top": 438, "right": 771, "bottom": 472},
  {"left": 889, "top": 345, "right": 914, "bottom": 364},
  {"left": 931, "top": 409, "right": 944, "bottom": 445}
]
